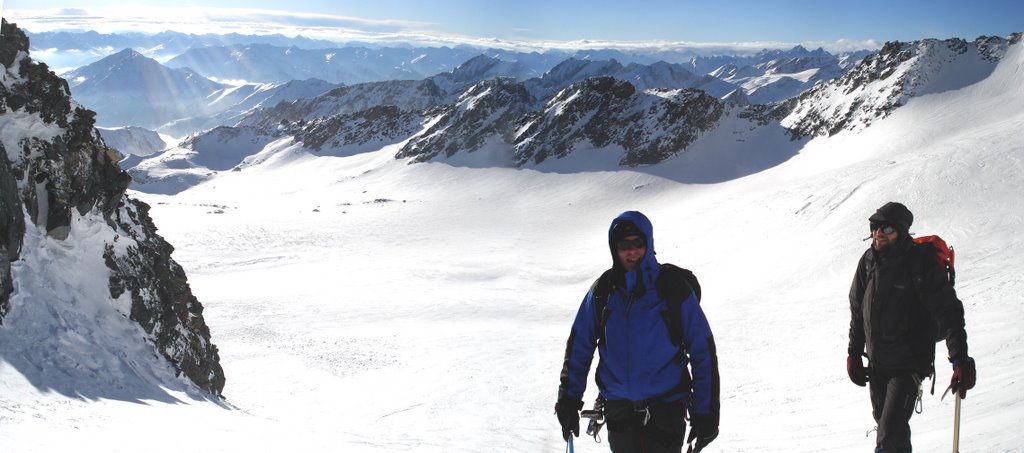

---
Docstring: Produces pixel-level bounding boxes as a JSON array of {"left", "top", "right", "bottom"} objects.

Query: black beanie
[
  {"left": 611, "top": 221, "right": 643, "bottom": 242},
  {"left": 869, "top": 202, "right": 914, "bottom": 233}
]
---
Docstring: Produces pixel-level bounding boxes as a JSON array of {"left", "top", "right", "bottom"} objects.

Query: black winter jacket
[{"left": 848, "top": 236, "right": 969, "bottom": 373}]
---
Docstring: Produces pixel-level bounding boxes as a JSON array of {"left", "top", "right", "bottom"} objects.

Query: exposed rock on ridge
[
  {"left": 397, "top": 78, "right": 534, "bottom": 162},
  {"left": 301, "top": 105, "right": 425, "bottom": 153},
  {"left": 513, "top": 77, "right": 725, "bottom": 166},
  {"left": 783, "top": 34, "right": 1022, "bottom": 138},
  {"left": 395, "top": 76, "right": 728, "bottom": 167},
  {"left": 0, "top": 19, "right": 225, "bottom": 394}
]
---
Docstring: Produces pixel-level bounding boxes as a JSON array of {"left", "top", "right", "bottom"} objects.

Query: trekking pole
[
  {"left": 567, "top": 435, "right": 574, "bottom": 453},
  {"left": 952, "top": 392, "right": 961, "bottom": 453}
]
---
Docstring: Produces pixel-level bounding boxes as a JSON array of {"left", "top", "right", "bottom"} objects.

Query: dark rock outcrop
[
  {"left": 0, "top": 19, "right": 224, "bottom": 394},
  {"left": 105, "top": 199, "right": 225, "bottom": 393},
  {"left": 513, "top": 77, "right": 725, "bottom": 166},
  {"left": 241, "top": 79, "right": 449, "bottom": 132},
  {"left": 397, "top": 78, "right": 534, "bottom": 162},
  {"left": 394, "top": 75, "right": 729, "bottom": 167},
  {"left": 301, "top": 105, "right": 424, "bottom": 152},
  {"left": 0, "top": 150, "right": 24, "bottom": 322}
]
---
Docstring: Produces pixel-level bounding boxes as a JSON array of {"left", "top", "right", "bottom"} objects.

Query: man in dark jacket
[
  {"left": 556, "top": 211, "right": 720, "bottom": 453},
  {"left": 847, "top": 202, "right": 977, "bottom": 453}
]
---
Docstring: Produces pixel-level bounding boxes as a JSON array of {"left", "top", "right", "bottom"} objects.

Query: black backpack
[{"left": 589, "top": 263, "right": 701, "bottom": 351}]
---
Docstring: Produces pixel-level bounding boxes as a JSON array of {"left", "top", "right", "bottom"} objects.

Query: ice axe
[
  {"left": 942, "top": 382, "right": 962, "bottom": 453},
  {"left": 952, "top": 392, "right": 961, "bottom": 453}
]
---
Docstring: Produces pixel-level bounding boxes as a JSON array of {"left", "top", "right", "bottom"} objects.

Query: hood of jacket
[{"left": 608, "top": 211, "right": 661, "bottom": 292}]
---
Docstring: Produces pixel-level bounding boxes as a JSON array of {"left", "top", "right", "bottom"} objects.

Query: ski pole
[
  {"left": 952, "top": 392, "right": 961, "bottom": 453},
  {"left": 567, "top": 435, "right": 574, "bottom": 453}
]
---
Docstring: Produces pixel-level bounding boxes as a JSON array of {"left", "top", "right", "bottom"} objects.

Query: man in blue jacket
[{"left": 556, "top": 211, "right": 720, "bottom": 453}]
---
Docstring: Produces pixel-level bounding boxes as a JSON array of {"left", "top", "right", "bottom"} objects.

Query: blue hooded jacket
[{"left": 558, "top": 211, "right": 719, "bottom": 418}]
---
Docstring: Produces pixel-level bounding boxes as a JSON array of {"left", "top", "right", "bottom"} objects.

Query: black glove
[
  {"left": 555, "top": 397, "right": 584, "bottom": 441},
  {"left": 686, "top": 413, "right": 719, "bottom": 453},
  {"left": 847, "top": 354, "right": 868, "bottom": 387},
  {"left": 951, "top": 357, "right": 976, "bottom": 399}
]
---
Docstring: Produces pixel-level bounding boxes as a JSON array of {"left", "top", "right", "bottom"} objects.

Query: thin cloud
[
  {"left": 5, "top": 6, "right": 880, "bottom": 54},
  {"left": 55, "top": 8, "right": 91, "bottom": 16},
  {"left": 801, "top": 39, "right": 884, "bottom": 53},
  {"left": 7, "top": 6, "right": 434, "bottom": 35}
]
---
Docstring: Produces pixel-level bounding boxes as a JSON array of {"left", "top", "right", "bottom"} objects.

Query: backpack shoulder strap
[
  {"left": 907, "top": 242, "right": 930, "bottom": 297},
  {"left": 906, "top": 241, "right": 942, "bottom": 381},
  {"left": 656, "top": 263, "right": 701, "bottom": 349},
  {"left": 590, "top": 269, "right": 614, "bottom": 346}
]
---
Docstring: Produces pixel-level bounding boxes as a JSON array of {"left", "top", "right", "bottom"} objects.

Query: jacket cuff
[
  {"left": 689, "top": 412, "right": 719, "bottom": 429},
  {"left": 556, "top": 397, "right": 584, "bottom": 411}
]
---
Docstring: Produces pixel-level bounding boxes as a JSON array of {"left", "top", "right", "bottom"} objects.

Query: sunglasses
[
  {"left": 616, "top": 237, "right": 646, "bottom": 251},
  {"left": 870, "top": 223, "right": 897, "bottom": 235}
]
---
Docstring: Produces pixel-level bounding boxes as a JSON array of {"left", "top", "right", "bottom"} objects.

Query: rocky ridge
[
  {"left": 0, "top": 20, "right": 225, "bottom": 394},
  {"left": 783, "top": 34, "right": 1023, "bottom": 138}
]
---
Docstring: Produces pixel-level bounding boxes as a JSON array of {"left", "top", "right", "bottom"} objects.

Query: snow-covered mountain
[
  {"left": 126, "top": 125, "right": 288, "bottom": 194},
  {"left": 98, "top": 126, "right": 168, "bottom": 158},
  {"left": 523, "top": 58, "right": 740, "bottom": 101},
  {"left": 238, "top": 79, "right": 449, "bottom": 130},
  {"left": 164, "top": 43, "right": 530, "bottom": 85},
  {"left": 65, "top": 49, "right": 343, "bottom": 134},
  {"left": 427, "top": 54, "right": 540, "bottom": 95},
  {"left": 127, "top": 34, "right": 1021, "bottom": 194},
  {"left": 131, "top": 62, "right": 741, "bottom": 191},
  {"left": 514, "top": 79, "right": 727, "bottom": 167},
  {"left": 709, "top": 46, "right": 849, "bottom": 104},
  {"left": 783, "top": 34, "right": 1023, "bottom": 138},
  {"left": 49, "top": 34, "right": 861, "bottom": 143},
  {"left": 397, "top": 77, "right": 535, "bottom": 164},
  {"left": 397, "top": 76, "right": 732, "bottom": 167},
  {"left": 235, "top": 55, "right": 546, "bottom": 132},
  {"left": 162, "top": 77, "right": 343, "bottom": 137},
  {"left": 0, "top": 20, "right": 224, "bottom": 396},
  {"left": 25, "top": 29, "right": 342, "bottom": 71},
  {"left": 65, "top": 48, "right": 229, "bottom": 128}
]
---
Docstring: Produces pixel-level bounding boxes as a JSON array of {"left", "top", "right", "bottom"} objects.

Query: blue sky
[{"left": 4, "top": 0, "right": 1022, "bottom": 51}]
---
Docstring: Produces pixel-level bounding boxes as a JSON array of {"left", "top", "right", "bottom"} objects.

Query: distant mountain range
[
  {"left": 24, "top": 29, "right": 343, "bottom": 69},
  {"left": 26, "top": 28, "right": 866, "bottom": 73},
  {"left": 163, "top": 44, "right": 556, "bottom": 85},
  {"left": 122, "top": 33, "right": 1021, "bottom": 194},
  {"left": 62, "top": 40, "right": 861, "bottom": 136},
  {"left": 27, "top": 27, "right": 1021, "bottom": 196},
  {"left": 65, "top": 49, "right": 342, "bottom": 133}
]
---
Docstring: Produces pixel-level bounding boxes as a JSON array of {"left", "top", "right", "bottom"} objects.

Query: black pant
[
  {"left": 869, "top": 369, "right": 920, "bottom": 453},
  {"left": 604, "top": 399, "right": 686, "bottom": 453}
]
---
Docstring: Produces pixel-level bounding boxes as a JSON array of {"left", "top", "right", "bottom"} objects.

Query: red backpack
[
  {"left": 913, "top": 235, "right": 956, "bottom": 286},
  {"left": 909, "top": 235, "right": 957, "bottom": 392}
]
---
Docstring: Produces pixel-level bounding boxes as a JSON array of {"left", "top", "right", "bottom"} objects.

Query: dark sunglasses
[
  {"left": 616, "top": 237, "right": 646, "bottom": 251},
  {"left": 870, "top": 223, "right": 897, "bottom": 234}
]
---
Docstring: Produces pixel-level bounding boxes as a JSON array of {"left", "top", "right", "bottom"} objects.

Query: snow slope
[{"left": 1, "top": 39, "right": 1022, "bottom": 453}]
